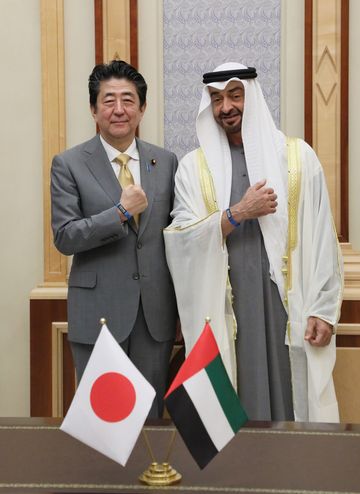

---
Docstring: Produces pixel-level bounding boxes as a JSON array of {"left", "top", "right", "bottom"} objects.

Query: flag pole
[
  {"left": 164, "top": 429, "right": 177, "bottom": 463},
  {"left": 141, "top": 430, "right": 156, "bottom": 463},
  {"left": 139, "top": 339, "right": 182, "bottom": 486}
]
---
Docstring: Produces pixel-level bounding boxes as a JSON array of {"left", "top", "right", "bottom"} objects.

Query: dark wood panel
[
  {"left": 339, "top": 299, "right": 360, "bottom": 322},
  {"left": 304, "top": 0, "right": 313, "bottom": 146},
  {"left": 337, "top": 298, "right": 360, "bottom": 347},
  {"left": 337, "top": 335, "right": 360, "bottom": 347},
  {"left": 62, "top": 332, "right": 76, "bottom": 416},
  {"left": 339, "top": 0, "right": 349, "bottom": 242},
  {"left": 94, "top": 0, "right": 103, "bottom": 65},
  {"left": 30, "top": 299, "right": 67, "bottom": 416},
  {"left": 130, "top": 0, "right": 138, "bottom": 68}
]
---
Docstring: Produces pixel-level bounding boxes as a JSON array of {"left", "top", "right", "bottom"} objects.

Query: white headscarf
[{"left": 196, "top": 62, "right": 288, "bottom": 302}]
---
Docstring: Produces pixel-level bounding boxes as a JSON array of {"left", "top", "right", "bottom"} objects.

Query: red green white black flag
[{"left": 165, "top": 321, "right": 248, "bottom": 469}]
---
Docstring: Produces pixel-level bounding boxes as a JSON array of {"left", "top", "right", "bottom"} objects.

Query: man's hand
[
  {"left": 120, "top": 185, "right": 148, "bottom": 216},
  {"left": 221, "top": 179, "right": 278, "bottom": 236},
  {"left": 234, "top": 179, "right": 278, "bottom": 220},
  {"left": 304, "top": 316, "right": 333, "bottom": 347}
]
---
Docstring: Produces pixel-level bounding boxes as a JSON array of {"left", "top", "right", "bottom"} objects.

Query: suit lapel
[
  {"left": 83, "top": 136, "right": 156, "bottom": 235},
  {"left": 137, "top": 139, "right": 156, "bottom": 237},
  {"left": 83, "top": 135, "right": 121, "bottom": 205}
]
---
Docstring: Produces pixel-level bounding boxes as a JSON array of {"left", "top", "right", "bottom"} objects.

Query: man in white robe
[{"left": 164, "top": 62, "right": 343, "bottom": 422}]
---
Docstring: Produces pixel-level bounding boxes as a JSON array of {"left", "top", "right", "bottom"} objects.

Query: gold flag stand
[{"left": 139, "top": 429, "right": 182, "bottom": 486}]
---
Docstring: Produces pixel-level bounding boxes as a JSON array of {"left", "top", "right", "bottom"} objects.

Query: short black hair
[{"left": 88, "top": 60, "right": 147, "bottom": 108}]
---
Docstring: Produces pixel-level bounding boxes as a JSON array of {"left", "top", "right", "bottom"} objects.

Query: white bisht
[
  {"left": 164, "top": 200, "right": 237, "bottom": 388},
  {"left": 286, "top": 141, "right": 343, "bottom": 422},
  {"left": 61, "top": 324, "right": 155, "bottom": 466},
  {"left": 164, "top": 62, "right": 343, "bottom": 422},
  {"left": 164, "top": 139, "right": 343, "bottom": 423}
]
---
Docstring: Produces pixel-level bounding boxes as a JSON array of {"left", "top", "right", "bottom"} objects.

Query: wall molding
[
  {"left": 41, "top": 0, "right": 68, "bottom": 283},
  {"left": 305, "top": 0, "right": 349, "bottom": 241},
  {"left": 95, "top": 0, "right": 137, "bottom": 66},
  {"left": 51, "top": 322, "right": 71, "bottom": 417}
]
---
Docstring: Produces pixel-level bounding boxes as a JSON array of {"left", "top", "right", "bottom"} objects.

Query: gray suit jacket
[{"left": 51, "top": 135, "right": 178, "bottom": 344}]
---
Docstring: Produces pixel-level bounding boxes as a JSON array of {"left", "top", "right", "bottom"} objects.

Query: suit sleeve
[{"left": 51, "top": 154, "right": 128, "bottom": 255}]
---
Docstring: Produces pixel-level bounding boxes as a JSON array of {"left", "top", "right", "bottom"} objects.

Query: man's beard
[{"left": 218, "top": 110, "right": 242, "bottom": 134}]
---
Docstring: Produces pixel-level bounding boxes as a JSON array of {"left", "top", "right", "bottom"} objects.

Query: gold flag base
[{"left": 139, "top": 462, "right": 182, "bottom": 486}]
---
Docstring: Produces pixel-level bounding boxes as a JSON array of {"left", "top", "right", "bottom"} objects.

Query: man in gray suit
[{"left": 51, "top": 60, "right": 178, "bottom": 418}]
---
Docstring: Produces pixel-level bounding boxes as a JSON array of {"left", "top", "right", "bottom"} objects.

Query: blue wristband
[
  {"left": 116, "top": 202, "right": 132, "bottom": 221},
  {"left": 226, "top": 208, "right": 241, "bottom": 227}
]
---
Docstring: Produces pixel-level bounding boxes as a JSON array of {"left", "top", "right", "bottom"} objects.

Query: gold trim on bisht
[
  {"left": 196, "top": 147, "right": 237, "bottom": 344},
  {"left": 197, "top": 148, "right": 218, "bottom": 214},
  {"left": 284, "top": 137, "right": 302, "bottom": 340}
]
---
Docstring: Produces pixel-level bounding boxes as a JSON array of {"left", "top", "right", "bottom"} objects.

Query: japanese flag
[{"left": 60, "top": 324, "right": 155, "bottom": 466}]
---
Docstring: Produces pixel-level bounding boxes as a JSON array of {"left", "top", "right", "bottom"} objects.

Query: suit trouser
[{"left": 70, "top": 302, "right": 174, "bottom": 419}]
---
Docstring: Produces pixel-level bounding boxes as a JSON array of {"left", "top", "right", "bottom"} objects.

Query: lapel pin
[{"left": 151, "top": 159, "right": 156, "bottom": 166}]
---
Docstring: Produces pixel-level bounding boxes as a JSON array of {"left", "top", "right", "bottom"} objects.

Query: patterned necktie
[
  {"left": 116, "top": 153, "right": 133, "bottom": 188},
  {"left": 115, "top": 153, "right": 139, "bottom": 226}
]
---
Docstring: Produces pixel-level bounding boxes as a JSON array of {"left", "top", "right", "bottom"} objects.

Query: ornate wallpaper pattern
[{"left": 163, "top": 0, "right": 281, "bottom": 159}]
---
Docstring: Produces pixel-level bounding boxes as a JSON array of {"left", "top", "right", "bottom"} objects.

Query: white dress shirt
[{"left": 100, "top": 135, "right": 141, "bottom": 185}]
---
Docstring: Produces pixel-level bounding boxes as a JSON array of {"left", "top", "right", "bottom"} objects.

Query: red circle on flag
[{"left": 90, "top": 372, "right": 136, "bottom": 422}]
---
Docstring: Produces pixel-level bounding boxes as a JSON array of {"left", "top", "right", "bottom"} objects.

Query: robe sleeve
[
  {"left": 288, "top": 140, "right": 343, "bottom": 422},
  {"left": 300, "top": 142, "right": 343, "bottom": 326},
  {"left": 164, "top": 151, "right": 237, "bottom": 386}
]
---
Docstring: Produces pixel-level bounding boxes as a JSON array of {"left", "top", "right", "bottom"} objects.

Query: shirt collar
[{"left": 99, "top": 135, "right": 139, "bottom": 163}]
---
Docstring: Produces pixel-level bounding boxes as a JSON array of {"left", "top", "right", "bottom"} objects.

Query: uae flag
[
  {"left": 60, "top": 323, "right": 155, "bottom": 466},
  {"left": 165, "top": 322, "right": 247, "bottom": 469}
]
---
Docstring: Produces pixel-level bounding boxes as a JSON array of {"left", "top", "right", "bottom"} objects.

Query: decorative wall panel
[
  {"left": 305, "top": 0, "right": 348, "bottom": 241},
  {"left": 41, "top": 0, "right": 67, "bottom": 282},
  {"left": 313, "top": 0, "right": 342, "bottom": 231},
  {"left": 163, "top": 0, "right": 281, "bottom": 159}
]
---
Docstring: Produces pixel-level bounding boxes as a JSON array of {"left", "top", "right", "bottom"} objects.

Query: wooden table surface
[{"left": 1, "top": 418, "right": 360, "bottom": 493}]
